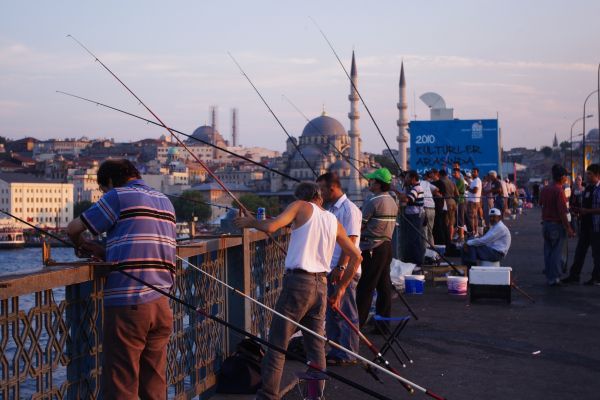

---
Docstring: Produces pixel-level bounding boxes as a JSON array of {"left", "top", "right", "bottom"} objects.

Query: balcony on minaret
[{"left": 348, "top": 111, "right": 360, "bottom": 120}]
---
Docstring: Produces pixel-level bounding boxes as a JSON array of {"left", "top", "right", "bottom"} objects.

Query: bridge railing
[{"left": 0, "top": 229, "right": 289, "bottom": 400}]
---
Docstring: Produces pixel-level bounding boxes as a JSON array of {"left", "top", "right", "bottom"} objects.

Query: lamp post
[
  {"left": 582, "top": 89, "right": 599, "bottom": 173},
  {"left": 597, "top": 63, "right": 600, "bottom": 161},
  {"left": 571, "top": 114, "right": 593, "bottom": 177}
]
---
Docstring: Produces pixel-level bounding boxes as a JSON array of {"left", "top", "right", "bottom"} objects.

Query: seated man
[{"left": 462, "top": 208, "right": 511, "bottom": 267}]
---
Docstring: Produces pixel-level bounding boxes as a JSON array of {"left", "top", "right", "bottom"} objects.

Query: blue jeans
[
  {"left": 461, "top": 244, "right": 504, "bottom": 266},
  {"left": 326, "top": 278, "right": 359, "bottom": 361},
  {"left": 256, "top": 272, "right": 327, "bottom": 400},
  {"left": 543, "top": 222, "right": 566, "bottom": 284}
]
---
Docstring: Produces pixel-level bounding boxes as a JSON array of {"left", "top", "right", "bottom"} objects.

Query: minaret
[
  {"left": 347, "top": 51, "right": 362, "bottom": 203},
  {"left": 397, "top": 62, "right": 409, "bottom": 170},
  {"left": 232, "top": 108, "right": 238, "bottom": 146}
]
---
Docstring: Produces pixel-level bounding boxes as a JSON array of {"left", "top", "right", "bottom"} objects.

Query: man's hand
[
  {"left": 567, "top": 227, "right": 576, "bottom": 238},
  {"left": 76, "top": 239, "right": 106, "bottom": 261},
  {"left": 234, "top": 216, "right": 256, "bottom": 229},
  {"left": 329, "top": 267, "right": 344, "bottom": 284},
  {"left": 328, "top": 288, "right": 344, "bottom": 311}
]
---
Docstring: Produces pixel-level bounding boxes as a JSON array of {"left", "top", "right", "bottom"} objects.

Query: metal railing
[{"left": 0, "top": 229, "right": 289, "bottom": 400}]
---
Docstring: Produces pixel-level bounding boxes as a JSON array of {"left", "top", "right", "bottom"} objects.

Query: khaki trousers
[{"left": 102, "top": 297, "right": 173, "bottom": 400}]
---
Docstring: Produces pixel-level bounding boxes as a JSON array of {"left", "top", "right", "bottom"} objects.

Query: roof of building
[
  {"left": 301, "top": 114, "right": 347, "bottom": 138},
  {"left": 0, "top": 172, "right": 68, "bottom": 184},
  {"left": 191, "top": 182, "right": 252, "bottom": 192}
]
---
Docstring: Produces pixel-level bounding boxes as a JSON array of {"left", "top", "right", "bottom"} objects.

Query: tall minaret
[
  {"left": 347, "top": 51, "right": 362, "bottom": 203},
  {"left": 232, "top": 108, "right": 238, "bottom": 146},
  {"left": 397, "top": 62, "right": 409, "bottom": 170}
]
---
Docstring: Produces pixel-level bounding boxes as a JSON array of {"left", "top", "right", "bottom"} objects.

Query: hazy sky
[{"left": 1, "top": 0, "right": 599, "bottom": 153}]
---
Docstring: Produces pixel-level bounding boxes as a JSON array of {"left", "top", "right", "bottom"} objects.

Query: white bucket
[{"left": 447, "top": 276, "right": 468, "bottom": 295}]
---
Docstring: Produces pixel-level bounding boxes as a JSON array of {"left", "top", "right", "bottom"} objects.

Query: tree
[
  {"left": 373, "top": 154, "right": 401, "bottom": 176},
  {"left": 74, "top": 200, "right": 93, "bottom": 218},
  {"left": 559, "top": 141, "right": 571, "bottom": 152},
  {"left": 235, "top": 194, "right": 281, "bottom": 217},
  {"left": 541, "top": 146, "right": 553, "bottom": 158},
  {"left": 171, "top": 190, "right": 211, "bottom": 222}
]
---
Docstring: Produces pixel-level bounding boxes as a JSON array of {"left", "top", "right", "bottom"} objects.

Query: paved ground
[{"left": 282, "top": 208, "right": 600, "bottom": 400}]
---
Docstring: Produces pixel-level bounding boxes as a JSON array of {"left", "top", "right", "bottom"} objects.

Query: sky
[{"left": 1, "top": 0, "right": 599, "bottom": 153}]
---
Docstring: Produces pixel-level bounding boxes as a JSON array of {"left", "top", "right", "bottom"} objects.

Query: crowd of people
[{"left": 66, "top": 158, "right": 520, "bottom": 399}]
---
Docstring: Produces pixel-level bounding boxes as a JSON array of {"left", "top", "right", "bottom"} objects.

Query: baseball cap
[
  {"left": 489, "top": 208, "right": 502, "bottom": 217},
  {"left": 488, "top": 170, "right": 497, "bottom": 177},
  {"left": 365, "top": 168, "right": 393, "bottom": 184}
]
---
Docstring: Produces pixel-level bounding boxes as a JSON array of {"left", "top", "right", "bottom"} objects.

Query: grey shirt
[{"left": 360, "top": 192, "right": 399, "bottom": 251}]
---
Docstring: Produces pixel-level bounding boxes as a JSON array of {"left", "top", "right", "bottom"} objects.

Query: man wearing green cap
[{"left": 356, "top": 167, "right": 399, "bottom": 328}]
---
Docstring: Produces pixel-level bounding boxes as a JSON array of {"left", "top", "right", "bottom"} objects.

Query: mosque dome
[
  {"left": 167, "top": 147, "right": 179, "bottom": 156},
  {"left": 292, "top": 146, "right": 324, "bottom": 162},
  {"left": 190, "top": 125, "right": 217, "bottom": 143},
  {"left": 301, "top": 113, "right": 347, "bottom": 138},
  {"left": 586, "top": 128, "right": 599, "bottom": 143}
]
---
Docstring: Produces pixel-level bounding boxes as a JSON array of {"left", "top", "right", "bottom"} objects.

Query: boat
[{"left": 0, "top": 226, "right": 26, "bottom": 249}]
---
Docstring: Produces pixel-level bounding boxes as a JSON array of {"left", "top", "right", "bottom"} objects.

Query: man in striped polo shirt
[
  {"left": 356, "top": 168, "right": 399, "bottom": 329},
  {"left": 398, "top": 170, "right": 425, "bottom": 266},
  {"left": 67, "top": 159, "right": 176, "bottom": 400}
]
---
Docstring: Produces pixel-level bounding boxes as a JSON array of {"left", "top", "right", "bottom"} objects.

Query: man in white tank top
[{"left": 235, "top": 182, "right": 362, "bottom": 400}]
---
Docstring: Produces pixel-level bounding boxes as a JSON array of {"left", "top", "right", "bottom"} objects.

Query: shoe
[
  {"left": 548, "top": 280, "right": 563, "bottom": 287},
  {"left": 326, "top": 356, "right": 358, "bottom": 366},
  {"left": 560, "top": 276, "right": 579, "bottom": 284},
  {"left": 583, "top": 278, "right": 600, "bottom": 286}
]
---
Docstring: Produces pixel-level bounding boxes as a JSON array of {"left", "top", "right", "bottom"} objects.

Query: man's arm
[
  {"left": 234, "top": 201, "right": 302, "bottom": 233},
  {"left": 67, "top": 218, "right": 87, "bottom": 248},
  {"left": 330, "top": 222, "right": 362, "bottom": 310}
]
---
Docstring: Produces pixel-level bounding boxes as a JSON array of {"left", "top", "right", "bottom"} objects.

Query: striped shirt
[
  {"left": 360, "top": 192, "right": 398, "bottom": 251},
  {"left": 405, "top": 183, "right": 424, "bottom": 215},
  {"left": 81, "top": 179, "right": 177, "bottom": 307}
]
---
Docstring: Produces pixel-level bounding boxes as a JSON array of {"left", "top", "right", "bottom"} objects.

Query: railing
[{"left": 0, "top": 229, "right": 289, "bottom": 400}]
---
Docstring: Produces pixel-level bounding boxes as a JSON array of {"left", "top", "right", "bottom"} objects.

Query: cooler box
[{"left": 469, "top": 267, "right": 512, "bottom": 303}]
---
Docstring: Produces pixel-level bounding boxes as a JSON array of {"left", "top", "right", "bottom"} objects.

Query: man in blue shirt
[{"left": 67, "top": 159, "right": 176, "bottom": 400}]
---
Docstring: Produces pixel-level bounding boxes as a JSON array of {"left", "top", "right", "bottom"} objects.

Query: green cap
[{"left": 365, "top": 167, "right": 393, "bottom": 184}]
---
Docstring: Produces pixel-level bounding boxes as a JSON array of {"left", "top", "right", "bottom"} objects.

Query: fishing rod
[
  {"left": 177, "top": 255, "right": 447, "bottom": 399},
  {"left": 309, "top": 17, "right": 402, "bottom": 175},
  {"left": 165, "top": 193, "right": 238, "bottom": 212},
  {"left": 228, "top": 52, "right": 318, "bottom": 178},
  {"left": 67, "top": 35, "right": 286, "bottom": 255},
  {"left": 281, "top": 94, "right": 371, "bottom": 179},
  {"left": 56, "top": 91, "right": 300, "bottom": 183},
  {"left": 0, "top": 208, "right": 394, "bottom": 400},
  {"left": 331, "top": 306, "right": 414, "bottom": 393}
]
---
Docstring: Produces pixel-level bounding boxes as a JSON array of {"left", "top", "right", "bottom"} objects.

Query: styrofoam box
[{"left": 469, "top": 266, "right": 512, "bottom": 285}]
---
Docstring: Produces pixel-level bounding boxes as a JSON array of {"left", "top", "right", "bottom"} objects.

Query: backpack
[{"left": 216, "top": 338, "right": 265, "bottom": 394}]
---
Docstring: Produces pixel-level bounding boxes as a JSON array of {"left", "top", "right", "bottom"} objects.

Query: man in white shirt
[
  {"left": 420, "top": 172, "right": 439, "bottom": 246},
  {"left": 461, "top": 208, "right": 511, "bottom": 267},
  {"left": 466, "top": 167, "right": 483, "bottom": 236},
  {"left": 317, "top": 172, "right": 362, "bottom": 366},
  {"left": 234, "top": 182, "right": 362, "bottom": 400}
]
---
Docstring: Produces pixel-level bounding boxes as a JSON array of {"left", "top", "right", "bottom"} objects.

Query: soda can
[{"left": 257, "top": 207, "right": 266, "bottom": 221}]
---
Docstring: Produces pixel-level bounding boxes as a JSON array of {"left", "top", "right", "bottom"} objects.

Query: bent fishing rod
[
  {"left": 67, "top": 35, "right": 286, "bottom": 255},
  {"left": 57, "top": 91, "right": 299, "bottom": 183},
  {"left": 228, "top": 53, "right": 318, "bottom": 178},
  {"left": 0, "top": 209, "right": 394, "bottom": 400},
  {"left": 309, "top": 17, "right": 402, "bottom": 175},
  {"left": 177, "top": 255, "right": 447, "bottom": 399}
]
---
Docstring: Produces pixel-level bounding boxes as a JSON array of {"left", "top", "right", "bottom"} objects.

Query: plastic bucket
[
  {"left": 447, "top": 276, "right": 468, "bottom": 295},
  {"left": 405, "top": 275, "right": 425, "bottom": 294},
  {"left": 433, "top": 245, "right": 446, "bottom": 256}
]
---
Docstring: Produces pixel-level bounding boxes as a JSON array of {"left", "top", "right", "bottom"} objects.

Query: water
[{"left": 0, "top": 247, "right": 78, "bottom": 277}]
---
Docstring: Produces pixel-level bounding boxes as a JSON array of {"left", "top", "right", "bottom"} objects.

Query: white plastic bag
[{"left": 390, "top": 258, "right": 416, "bottom": 286}]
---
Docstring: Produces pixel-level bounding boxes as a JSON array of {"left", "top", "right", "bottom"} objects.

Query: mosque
[{"left": 268, "top": 52, "right": 410, "bottom": 204}]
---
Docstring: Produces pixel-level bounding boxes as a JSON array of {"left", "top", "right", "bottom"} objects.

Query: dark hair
[
  {"left": 551, "top": 164, "right": 568, "bottom": 182},
  {"left": 587, "top": 163, "right": 600, "bottom": 175},
  {"left": 294, "top": 181, "right": 322, "bottom": 201},
  {"left": 430, "top": 168, "right": 439, "bottom": 174},
  {"left": 316, "top": 172, "right": 342, "bottom": 189},
  {"left": 97, "top": 159, "right": 141, "bottom": 187},
  {"left": 406, "top": 170, "right": 419, "bottom": 182},
  {"left": 374, "top": 179, "right": 390, "bottom": 192},
  {"left": 472, "top": 167, "right": 479, "bottom": 172},
  {"left": 439, "top": 169, "right": 448, "bottom": 177}
]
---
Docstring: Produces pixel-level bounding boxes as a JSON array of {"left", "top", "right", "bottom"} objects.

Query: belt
[{"left": 285, "top": 269, "right": 328, "bottom": 277}]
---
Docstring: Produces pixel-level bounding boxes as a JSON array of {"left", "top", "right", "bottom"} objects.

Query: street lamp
[
  {"left": 582, "top": 89, "right": 599, "bottom": 173},
  {"left": 571, "top": 114, "right": 594, "bottom": 176}
]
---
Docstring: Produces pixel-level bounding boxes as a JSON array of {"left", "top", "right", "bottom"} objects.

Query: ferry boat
[{"left": 0, "top": 226, "right": 26, "bottom": 249}]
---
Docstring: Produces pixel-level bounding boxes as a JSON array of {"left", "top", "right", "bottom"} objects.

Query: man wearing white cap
[{"left": 462, "top": 208, "right": 511, "bottom": 267}]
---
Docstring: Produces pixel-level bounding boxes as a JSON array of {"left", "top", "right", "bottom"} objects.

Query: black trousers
[
  {"left": 356, "top": 241, "right": 393, "bottom": 327},
  {"left": 568, "top": 226, "right": 600, "bottom": 280}
]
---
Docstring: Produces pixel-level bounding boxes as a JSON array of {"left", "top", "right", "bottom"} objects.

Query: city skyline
[{"left": 1, "top": 0, "right": 599, "bottom": 153}]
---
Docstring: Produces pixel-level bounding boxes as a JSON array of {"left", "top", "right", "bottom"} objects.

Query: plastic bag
[{"left": 390, "top": 258, "right": 416, "bottom": 286}]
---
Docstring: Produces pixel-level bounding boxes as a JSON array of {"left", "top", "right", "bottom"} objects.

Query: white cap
[
  {"left": 489, "top": 208, "right": 502, "bottom": 216},
  {"left": 488, "top": 170, "right": 497, "bottom": 177}
]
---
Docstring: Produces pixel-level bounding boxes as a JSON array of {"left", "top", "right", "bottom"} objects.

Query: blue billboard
[{"left": 409, "top": 119, "right": 500, "bottom": 175}]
